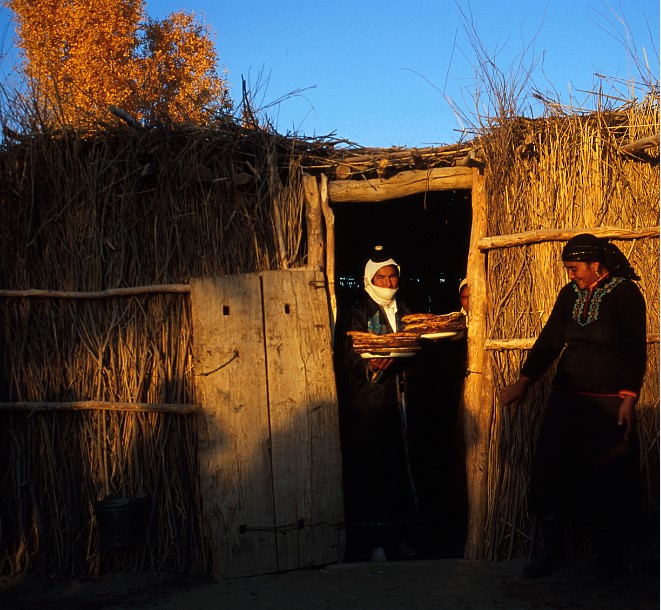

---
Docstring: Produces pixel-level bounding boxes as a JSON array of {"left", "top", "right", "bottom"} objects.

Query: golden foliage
[
  {"left": 4, "top": 0, "right": 232, "bottom": 128},
  {"left": 136, "top": 12, "right": 231, "bottom": 124}
]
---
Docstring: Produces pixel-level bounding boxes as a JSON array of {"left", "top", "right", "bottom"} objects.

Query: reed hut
[{"left": 0, "top": 89, "right": 658, "bottom": 580}]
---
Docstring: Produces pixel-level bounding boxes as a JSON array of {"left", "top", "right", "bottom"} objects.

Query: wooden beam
[
  {"left": 303, "top": 174, "right": 324, "bottom": 271},
  {"left": 477, "top": 226, "right": 660, "bottom": 252},
  {"left": 319, "top": 173, "right": 337, "bottom": 332},
  {"left": 0, "top": 284, "right": 191, "bottom": 299},
  {"left": 484, "top": 333, "right": 660, "bottom": 351},
  {"left": 328, "top": 167, "right": 474, "bottom": 203},
  {"left": 0, "top": 401, "right": 200, "bottom": 413},
  {"left": 463, "top": 169, "right": 491, "bottom": 560},
  {"left": 619, "top": 134, "right": 659, "bottom": 154},
  {"left": 484, "top": 338, "right": 536, "bottom": 351}
]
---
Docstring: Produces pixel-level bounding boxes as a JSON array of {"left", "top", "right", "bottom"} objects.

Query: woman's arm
[{"left": 500, "top": 286, "right": 572, "bottom": 405}]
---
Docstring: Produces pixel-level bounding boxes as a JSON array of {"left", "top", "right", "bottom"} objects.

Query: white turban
[{"left": 363, "top": 249, "right": 400, "bottom": 329}]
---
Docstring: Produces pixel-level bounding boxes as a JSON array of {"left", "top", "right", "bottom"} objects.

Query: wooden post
[
  {"left": 303, "top": 174, "right": 324, "bottom": 271},
  {"left": 319, "top": 173, "right": 337, "bottom": 332},
  {"left": 463, "top": 169, "right": 492, "bottom": 559}
]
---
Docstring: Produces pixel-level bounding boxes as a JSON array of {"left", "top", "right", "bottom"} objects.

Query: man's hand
[{"left": 369, "top": 357, "right": 393, "bottom": 371}]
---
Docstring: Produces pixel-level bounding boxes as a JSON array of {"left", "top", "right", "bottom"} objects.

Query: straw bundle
[
  {"left": 0, "top": 410, "right": 203, "bottom": 576},
  {"left": 0, "top": 294, "right": 205, "bottom": 576},
  {"left": 0, "top": 124, "right": 309, "bottom": 291}
]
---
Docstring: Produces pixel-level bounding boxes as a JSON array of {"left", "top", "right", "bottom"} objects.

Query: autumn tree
[
  {"left": 135, "top": 12, "right": 231, "bottom": 125},
  {"left": 3, "top": 0, "right": 232, "bottom": 129}
]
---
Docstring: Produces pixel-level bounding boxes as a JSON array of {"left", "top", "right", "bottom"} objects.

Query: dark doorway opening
[
  {"left": 332, "top": 189, "right": 472, "bottom": 562},
  {"left": 332, "top": 189, "right": 472, "bottom": 315}
]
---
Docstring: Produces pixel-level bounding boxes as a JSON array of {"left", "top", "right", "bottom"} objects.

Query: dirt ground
[{"left": 1, "top": 555, "right": 659, "bottom": 610}]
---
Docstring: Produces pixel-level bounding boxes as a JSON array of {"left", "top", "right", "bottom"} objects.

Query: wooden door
[{"left": 191, "top": 269, "right": 344, "bottom": 580}]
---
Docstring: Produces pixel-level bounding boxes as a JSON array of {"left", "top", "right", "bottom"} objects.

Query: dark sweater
[
  {"left": 344, "top": 294, "right": 413, "bottom": 392},
  {"left": 521, "top": 276, "right": 647, "bottom": 395}
]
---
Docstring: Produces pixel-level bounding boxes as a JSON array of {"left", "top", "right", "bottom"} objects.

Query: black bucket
[{"left": 94, "top": 498, "right": 146, "bottom": 548}]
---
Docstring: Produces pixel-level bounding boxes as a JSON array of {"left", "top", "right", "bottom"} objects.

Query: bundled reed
[
  {"left": 0, "top": 123, "right": 310, "bottom": 291},
  {"left": 0, "top": 293, "right": 205, "bottom": 575},
  {"left": 1, "top": 409, "right": 203, "bottom": 576}
]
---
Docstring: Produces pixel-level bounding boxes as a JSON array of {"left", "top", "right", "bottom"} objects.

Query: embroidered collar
[{"left": 571, "top": 275, "right": 624, "bottom": 326}]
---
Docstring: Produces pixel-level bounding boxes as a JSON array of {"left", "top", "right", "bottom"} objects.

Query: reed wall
[
  {"left": 480, "top": 96, "right": 659, "bottom": 560},
  {"left": 0, "top": 125, "right": 308, "bottom": 576}
]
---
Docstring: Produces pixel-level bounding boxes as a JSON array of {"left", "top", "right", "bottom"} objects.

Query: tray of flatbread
[
  {"left": 401, "top": 312, "right": 466, "bottom": 336},
  {"left": 347, "top": 331, "right": 421, "bottom": 356}
]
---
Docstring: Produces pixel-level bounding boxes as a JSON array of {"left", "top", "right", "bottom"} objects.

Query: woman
[
  {"left": 500, "top": 233, "right": 647, "bottom": 580},
  {"left": 342, "top": 245, "right": 419, "bottom": 562},
  {"left": 459, "top": 278, "right": 469, "bottom": 316}
]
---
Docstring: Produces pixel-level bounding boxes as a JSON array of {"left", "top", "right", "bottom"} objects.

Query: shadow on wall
[{"left": 0, "top": 295, "right": 204, "bottom": 577}]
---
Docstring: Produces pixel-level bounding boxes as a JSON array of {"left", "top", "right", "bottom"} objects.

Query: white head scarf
[
  {"left": 364, "top": 248, "right": 400, "bottom": 331},
  {"left": 458, "top": 278, "right": 469, "bottom": 317}
]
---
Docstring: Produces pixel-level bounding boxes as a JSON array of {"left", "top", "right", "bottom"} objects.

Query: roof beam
[{"left": 328, "top": 167, "right": 474, "bottom": 203}]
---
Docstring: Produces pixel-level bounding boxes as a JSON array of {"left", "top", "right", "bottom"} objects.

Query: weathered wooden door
[{"left": 191, "top": 269, "right": 344, "bottom": 580}]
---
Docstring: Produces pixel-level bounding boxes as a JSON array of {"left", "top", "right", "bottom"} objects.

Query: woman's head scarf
[
  {"left": 363, "top": 245, "right": 400, "bottom": 307},
  {"left": 458, "top": 278, "right": 469, "bottom": 316},
  {"left": 561, "top": 233, "right": 640, "bottom": 280}
]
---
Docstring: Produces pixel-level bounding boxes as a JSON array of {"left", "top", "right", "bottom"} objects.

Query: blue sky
[{"left": 1, "top": 1, "right": 658, "bottom": 147}]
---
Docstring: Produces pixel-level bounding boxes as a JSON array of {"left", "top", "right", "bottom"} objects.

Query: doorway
[{"left": 331, "top": 188, "right": 472, "bottom": 561}]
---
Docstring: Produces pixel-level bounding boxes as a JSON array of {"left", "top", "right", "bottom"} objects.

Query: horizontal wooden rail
[
  {"left": 485, "top": 333, "right": 660, "bottom": 350},
  {"left": 477, "top": 226, "right": 660, "bottom": 252},
  {"left": 0, "top": 401, "right": 200, "bottom": 414},
  {"left": 0, "top": 284, "right": 191, "bottom": 299},
  {"left": 484, "top": 338, "right": 536, "bottom": 350},
  {"left": 619, "top": 134, "right": 660, "bottom": 154}
]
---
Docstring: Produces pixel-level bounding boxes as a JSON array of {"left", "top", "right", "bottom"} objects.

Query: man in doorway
[{"left": 341, "top": 245, "right": 420, "bottom": 563}]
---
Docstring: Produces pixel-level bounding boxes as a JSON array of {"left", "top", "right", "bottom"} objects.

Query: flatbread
[
  {"left": 401, "top": 312, "right": 466, "bottom": 333},
  {"left": 347, "top": 331, "right": 420, "bottom": 354}
]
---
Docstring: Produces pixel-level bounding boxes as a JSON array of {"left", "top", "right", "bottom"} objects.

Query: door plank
[
  {"left": 191, "top": 275, "right": 277, "bottom": 580},
  {"left": 261, "top": 269, "right": 345, "bottom": 570}
]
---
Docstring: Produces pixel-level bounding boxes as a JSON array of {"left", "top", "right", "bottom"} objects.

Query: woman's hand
[
  {"left": 618, "top": 395, "right": 637, "bottom": 441},
  {"left": 499, "top": 376, "right": 530, "bottom": 406}
]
